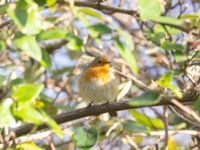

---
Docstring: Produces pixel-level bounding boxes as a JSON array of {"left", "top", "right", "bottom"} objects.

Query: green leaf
[
  {"left": 0, "top": 3, "right": 9, "bottom": 15},
  {"left": 40, "top": 50, "right": 52, "bottom": 71},
  {"left": 138, "top": 0, "right": 161, "bottom": 20},
  {"left": 14, "top": 35, "right": 42, "bottom": 61},
  {"left": 7, "top": 0, "right": 42, "bottom": 35},
  {"left": 154, "top": 25, "right": 181, "bottom": 35},
  {"left": 123, "top": 120, "right": 149, "bottom": 133},
  {"left": 130, "top": 110, "right": 164, "bottom": 129},
  {"left": 88, "top": 23, "right": 112, "bottom": 37},
  {"left": 46, "top": 104, "right": 58, "bottom": 116},
  {"left": 78, "top": 8, "right": 103, "bottom": 20},
  {"left": 152, "top": 16, "right": 183, "bottom": 26},
  {"left": 73, "top": 126, "right": 98, "bottom": 149},
  {"left": 12, "top": 84, "right": 44, "bottom": 103},
  {"left": 0, "top": 75, "right": 5, "bottom": 87},
  {"left": 37, "top": 29, "right": 68, "bottom": 40},
  {"left": 41, "top": 110, "right": 63, "bottom": 138},
  {"left": 13, "top": 105, "right": 43, "bottom": 124},
  {"left": 115, "top": 38, "right": 138, "bottom": 74},
  {"left": 34, "top": 0, "right": 46, "bottom": 6},
  {"left": 0, "top": 31, "right": 8, "bottom": 40},
  {"left": 174, "top": 50, "right": 186, "bottom": 62},
  {"left": 47, "top": 0, "right": 56, "bottom": 7},
  {"left": 129, "top": 91, "right": 160, "bottom": 106},
  {"left": 11, "top": 78, "right": 24, "bottom": 86},
  {"left": 117, "top": 29, "right": 134, "bottom": 51},
  {"left": 193, "top": 96, "right": 200, "bottom": 110},
  {"left": 180, "top": 14, "right": 200, "bottom": 28},
  {"left": 17, "top": 142, "right": 43, "bottom": 150},
  {"left": 145, "top": 30, "right": 165, "bottom": 45},
  {"left": 157, "top": 72, "right": 173, "bottom": 87},
  {"left": 0, "top": 40, "right": 6, "bottom": 52},
  {"left": 78, "top": 12, "right": 91, "bottom": 27},
  {"left": 161, "top": 41, "right": 184, "bottom": 51},
  {"left": 156, "top": 72, "right": 182, "bottom": 98},
  {"left": 138, "top": 0, "right": 183, "bottom": 26},
  {"left": 66, "top": 32, "right": 83, "bottom": 51},
  {"left": 180, "top": 14, "right": 199, "bottom": 19},
  {"left": 168, "top": 84, "right": 182, "bottom": 99},
  {"left": 0, "top": 99, "right": 15, "bottom": 127}
]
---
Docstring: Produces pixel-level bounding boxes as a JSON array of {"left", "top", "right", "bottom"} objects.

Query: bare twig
[
  {"left": 171, "top": 99, "right": 200, "bottom": 123},
  {"left": 114, "top": 69, "right": 151, "bottom": 91},
  {"left": 125, "top": 135, "right": 139, "bottom": 150},
  {"left": 169, "top": 105, "right": 200, "bottom": 128},
  {"left": 52, "top": 78, "right": 69, "bottom": 104},
  {"left": 0, "top": 20, "right": 12, "bottom": 29},
  {"left": 163, "top": 105, "right": 168, "bottom": 150},
  {"left": 132, "top": 130, "right": 200, "bottom": 137}
]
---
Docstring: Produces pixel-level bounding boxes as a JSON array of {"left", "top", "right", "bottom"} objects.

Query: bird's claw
[
  {"left": 103, "top": 101, "right": 109, "bottom": 105},
  {"left": 87, "top": 101, "right": 94, "bottom": 108}
]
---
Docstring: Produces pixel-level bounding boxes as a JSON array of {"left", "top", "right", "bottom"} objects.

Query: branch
[
  {"left": 169, "top": 106, "right": 200, "bottom": 128},
  {"left": 41, "top": 39, "right": 68, "bottom": 53},
  {"left": 0, "top": 20, "right": 12, "bottom": 29},
  {"left": 58, "top": 1, "right": 191, "bottom": 33},
  {"left": 132, "top": 130, "right": 200, "bottom": 136},
  {"left": 114, "top": 69, "right": 151, "bottom": 91},
  {"left": 163, "top": 105, "right": 169, "bottom": 150},
  {"left": 13, "top": 95, "right": 195, "bottom": 138},
  {"left": 58, "top": 1, "right": 138, "bottom": 16},
  {"left": 171, "top": 99, "right": 200, "bottom": 123}
]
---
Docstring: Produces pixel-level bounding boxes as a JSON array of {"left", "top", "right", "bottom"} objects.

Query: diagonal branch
[{"left": 13, "top": 95, "right": 195, "bottom": 138}]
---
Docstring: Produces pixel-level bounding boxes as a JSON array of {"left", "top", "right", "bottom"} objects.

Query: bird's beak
[{"left": 105, "top": 61, "right": 111, "bottom": 65}]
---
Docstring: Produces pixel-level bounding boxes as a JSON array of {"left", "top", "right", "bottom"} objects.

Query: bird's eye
[{"left": 98, "top": 60, "right": 102, "bottom": 64}]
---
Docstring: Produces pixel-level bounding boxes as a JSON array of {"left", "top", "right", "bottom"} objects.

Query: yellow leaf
[
  {"left": 17, "top": 142, "right": 43, "bottom": 150},
  {"left": 133, "top": 136, "right": 143, "bottom": 144},
  {"left": 32, "top": 99, "right": 45, "bottom": 109},
  {"left": 168, "top": 137, "right": 180, "bottom": 150}
]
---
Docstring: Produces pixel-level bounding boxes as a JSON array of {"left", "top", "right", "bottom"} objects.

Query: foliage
[{"left": 0, "top": 0, "right": 199, "bottom": 149}]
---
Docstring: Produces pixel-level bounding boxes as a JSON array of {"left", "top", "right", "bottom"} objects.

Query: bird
[{"left": 78, "top": 55, "right": 119, "bottom": 116}]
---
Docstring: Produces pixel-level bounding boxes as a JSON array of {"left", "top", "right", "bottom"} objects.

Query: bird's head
[
  {"left": 83, "top": 56, "right": 111, "bottom": 82},
  {"left": 88, "top": 56, "right": 111, "bottom": 68}
]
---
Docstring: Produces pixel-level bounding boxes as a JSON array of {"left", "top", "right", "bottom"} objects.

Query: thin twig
[
  {"left": 169, "top": 106, "right": 200, "bottom": 128},
  {"left": 114, "top": 69, "right": 151, "bottom": 91},
  {"left": 125, "top": 135, "right": 139, "bottom": 150},
  {"left": 163, "top": 105, "right": 168, "bottom": 150},
  {"left": 132, "top": 130, "right": 200, "bottom": 137},
  {"left": 52, "top": 78, "right": 69, "bottom": 104},
  {"left": 0, "top": 20, "right": 12, "bottom": 29},
  {"left": 171, "top": 99, "right": 200, "bottom": 123}
]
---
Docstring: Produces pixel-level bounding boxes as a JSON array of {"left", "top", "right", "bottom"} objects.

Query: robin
[{"left": 78, "top": 55, "right": 119, "bottom": 116}]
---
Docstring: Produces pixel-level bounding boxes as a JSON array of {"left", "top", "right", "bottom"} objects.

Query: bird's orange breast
[{"left": 83, "top": 64, "right": 110, "bottom": 83}]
